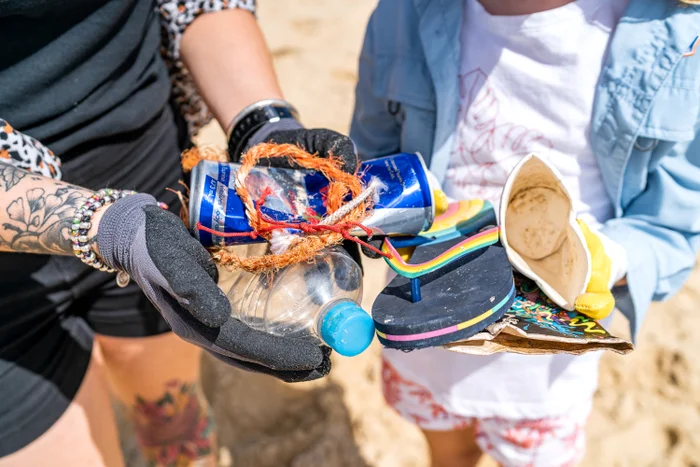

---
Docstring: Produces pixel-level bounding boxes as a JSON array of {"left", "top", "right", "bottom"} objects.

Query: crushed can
[{"left": 189, "top": 152, "right": 436, "bottom": 247}]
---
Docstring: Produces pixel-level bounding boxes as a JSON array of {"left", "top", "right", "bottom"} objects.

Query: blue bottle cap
[{"left": 319, "top": 301, "right": 375, "bottom": 357}]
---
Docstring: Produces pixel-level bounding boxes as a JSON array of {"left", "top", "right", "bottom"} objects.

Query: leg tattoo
[{"left": 131, "top": 379, "right": 215, "bottom": 466}]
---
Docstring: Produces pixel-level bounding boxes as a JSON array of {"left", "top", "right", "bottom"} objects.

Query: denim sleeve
[
  {"left": 349, "top": 11, "right": 402, "bottom": 161},
  {"left": 601, "top": 142, "right": 700, "bottom": 340}
]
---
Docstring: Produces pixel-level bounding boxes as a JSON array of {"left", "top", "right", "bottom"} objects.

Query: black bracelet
[{"left": 226, "top": 99, "right": 300, "bottom": 160}]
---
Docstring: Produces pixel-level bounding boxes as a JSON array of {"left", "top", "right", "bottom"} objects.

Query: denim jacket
[{"left": 350, "top": 0, "right": 700, "bottom": 339}]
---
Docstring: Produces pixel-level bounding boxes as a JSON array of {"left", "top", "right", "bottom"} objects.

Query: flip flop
[
  {"left": 371, "top": 201, "right": 515, "bottom": 350},
  {"left": 388, "top": 199, "right": 497, "bottom": 249}
]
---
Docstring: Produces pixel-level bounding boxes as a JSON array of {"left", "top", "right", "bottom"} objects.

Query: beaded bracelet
[
  {"left": 70, "top": 189, "right": 169, "bottom": 280},
  {"left": 70, "top": 189, "right": 137, "bottom": 273}
]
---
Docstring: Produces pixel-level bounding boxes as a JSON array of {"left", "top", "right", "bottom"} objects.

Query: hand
[
  {"left": 243, "top": 118, "right": 365, "bottom": 270},
  {"left": 574, "top": 219, "right": 627, "bottom": 320},
  {"left": 96, "top": 194, "right": 331, "bottom": 383},
  {"left": 241, "top": 118, "right": 359, "bottom": 174}
]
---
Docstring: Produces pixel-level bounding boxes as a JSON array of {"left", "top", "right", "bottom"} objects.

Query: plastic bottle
[{"left": 226, "top": 247, "right": 374, "bottom": 357}]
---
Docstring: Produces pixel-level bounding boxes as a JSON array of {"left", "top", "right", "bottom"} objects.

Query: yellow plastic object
[
  {"left": 433, "top": 190, "right": 449, "bottom": 217},
  {"left": 396, "top": 246, "right": 416, "bottom": 262},
  {"left": 573, "top": 219, "right": 615, "bottom": 320}
]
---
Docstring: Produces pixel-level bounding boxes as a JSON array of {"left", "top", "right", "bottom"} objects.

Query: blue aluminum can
[{"left": 189, "top": 153, "right": 435, "bottom": 247}]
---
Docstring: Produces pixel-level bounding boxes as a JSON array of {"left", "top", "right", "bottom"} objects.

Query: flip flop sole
[{"left": 372, "top": 238, "right": 515, "bottom": 350}]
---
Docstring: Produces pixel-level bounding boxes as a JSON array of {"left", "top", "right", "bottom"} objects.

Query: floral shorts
[{"left": 382, "top": 359, "right": 589, "bottom": 467}]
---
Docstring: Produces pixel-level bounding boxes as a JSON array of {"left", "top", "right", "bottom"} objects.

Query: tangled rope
[{"left": 181, "top": 143, "right": 389, "bottom": 274}]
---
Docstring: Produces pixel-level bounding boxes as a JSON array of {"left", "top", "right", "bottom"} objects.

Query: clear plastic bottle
[{"left": 226, "top": 247, "right": 375, "bottom": 357}]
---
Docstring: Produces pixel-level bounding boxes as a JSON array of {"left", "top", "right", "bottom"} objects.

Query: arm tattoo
[
  {"left": 0, "top": 162, "right": 91, "bottom": 255},
  {"left": 131, "top": 379, "right": 215, "bottom": 466},
  {"left": 0, "top": 163, "right": 28, "bottom": 191}
]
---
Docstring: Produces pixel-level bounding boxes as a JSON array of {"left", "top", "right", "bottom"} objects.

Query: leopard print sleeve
[
  {"left": 0, "top": 119, "right": 62, "bottom": 180},
  {"left": 157, "top": 0, "right": 257, "bottom": 137}
]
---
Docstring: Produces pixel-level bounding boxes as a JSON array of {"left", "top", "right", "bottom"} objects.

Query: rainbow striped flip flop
[
  {"left": 388, "top": 199, "right": 497, "bottom": 249},
  {"left": 372, "top": 201, "right": 515, "bottom": 350}
]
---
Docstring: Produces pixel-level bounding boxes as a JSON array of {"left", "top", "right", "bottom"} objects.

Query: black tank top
[
  {"left": 0, "top": 0, "right": 187, "bottom": 273},
  {"left": 0, "top": 0, "right": 179, "bottom": 171}
]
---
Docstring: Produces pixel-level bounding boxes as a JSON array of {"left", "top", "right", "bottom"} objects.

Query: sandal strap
[{"left": 383, "top": 226, "right": 500, "bottom": 279}]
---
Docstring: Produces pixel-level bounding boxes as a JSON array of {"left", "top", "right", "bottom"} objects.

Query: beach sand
[{"left": 120, "top": 2, "right": 700, "bottom": 465}]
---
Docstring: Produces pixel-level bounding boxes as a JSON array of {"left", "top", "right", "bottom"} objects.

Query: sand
[{"left": 120, "top": 1, "right": 700, "bottom": 465}]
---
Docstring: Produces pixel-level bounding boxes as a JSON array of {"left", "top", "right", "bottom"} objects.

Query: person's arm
[
  {"left": 0, "top": 119, "right": 328, "bottom": 382},
  {"left": 0, "top": 162, "right": 94, "bottom": 255},
  {"left": 180, "top": 8, "right": 283, "bottom": 131},
  {"left": 601, "top": 141, "right": 700, "bottom": 338},
  {"left": 176, "top": 6, "right": 357, "bottom": 173},
  {"left": 0, "top": 119, "right": 96, "bottom": 255}
]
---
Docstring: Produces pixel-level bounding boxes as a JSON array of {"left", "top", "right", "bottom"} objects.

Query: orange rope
[
  {"left": 182, "top": 143, "right": 383, "bottom": 273},
  {"left": 181, "top": 146, "right": 227, "bottom": 173}
]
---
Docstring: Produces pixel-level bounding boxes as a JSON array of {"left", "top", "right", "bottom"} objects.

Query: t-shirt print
[{"left": 445, "top": 68, "right": 553, "bottom": 204}]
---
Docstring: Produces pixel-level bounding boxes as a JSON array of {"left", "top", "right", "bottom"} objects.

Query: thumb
[
  {"left": 360, "top": 236, "right": 387, "bottom": 259},
  {"left": 574, "top": 291, "right": 615, "bottom": 320},
  {"left": 143, "top": 205, "right": 230, "bottom": 327},
  {"left": 577, "top": 219, "right": 613, "bottom": 292},
  {"left": 575, "top": 219, "right": 615, "bottom": 320}
]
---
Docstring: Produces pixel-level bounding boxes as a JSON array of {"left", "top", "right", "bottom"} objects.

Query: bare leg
[
  {"left": 96, "top": 332, "right": 216, "bottom": 467},
  {"left": 422, "top": 426, "right": 484, "bottom": 467},
  {"left": 1, "top": 346, "right": 125, "bottom": 467}
]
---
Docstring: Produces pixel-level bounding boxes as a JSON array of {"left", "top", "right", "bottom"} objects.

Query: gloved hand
[
  {"left": 237, "top": 118, "right": 359, "bottom": 174},
  {"left": 573, "top": 219, "right": 628, "bottom": 320},
  {"left": 240, "top": 117, "right": 365, "bottom": 272},
  {"left": 96, "top": 194, "right": 331, "bottom": 383}
]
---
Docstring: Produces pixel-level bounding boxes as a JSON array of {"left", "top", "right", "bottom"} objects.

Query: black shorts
[{"left": 0, "top": 106, "right": 188, "bottom": 457}]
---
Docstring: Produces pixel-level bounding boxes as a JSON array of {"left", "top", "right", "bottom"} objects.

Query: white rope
[
  {"left": 269, "top": 177, "right": 386, "bottom": 255},
  {"left": 319, "top": 177, "right": 386, "bottom": 226}
]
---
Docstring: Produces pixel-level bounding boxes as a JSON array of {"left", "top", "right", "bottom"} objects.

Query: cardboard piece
[{"left": 444, "top": 274, "right": 633, "bottom": 356}]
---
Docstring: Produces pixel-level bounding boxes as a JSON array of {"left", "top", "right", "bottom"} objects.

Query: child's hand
[{"left": 574, "top": 220, "right": 627, "bottom": 320}]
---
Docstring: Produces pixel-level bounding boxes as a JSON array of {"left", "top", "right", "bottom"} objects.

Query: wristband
[
  {"left": 71, "top": 189, "right": 167, "bottom": 285},
  {"left": 226, "top": 99, "right": 300, "bottom": 159},
  {"left": 71, "top": 189, "right": 137, "bottom": 273}
]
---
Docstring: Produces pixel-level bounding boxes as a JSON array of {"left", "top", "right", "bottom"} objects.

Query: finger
[
  {"left": 143, "top": 205, "right": 219, "bottom": 279},
  {"left": 156, "top": 296, "right": 329, "bottom": 374},
  {"left": 325, "top": 133, "right": 358, "bottom": 174},
  {"left": 143, "top": 206, "right": 229, "bottom": 326},
  {"left": 360, "top": 236, "right": 386, "bottom": 259},
  {"left": 205, "top": 346, "right": 332, "bottom": 383},
  {"left": 574, "top": 292, "right": 615, "bottom": 320},
  {"left": 255, "top": 129, "right": 312, "bottom": 171},
  {"left": 305, "top": 129, "right": 358, "bottom": 173},
  {"left": 341, "top": 240, "right": 363, "bottom": 274},
  {"left": 212, "top": 317, "right": 326, "bottom": 371},
  {"left": 304, "top": 259, "right": 333, "bottom": 306},
  {"left": 263, "top": 129, "right": 358, "bottom": 174},
  {"left": 335, "top": 241, "right": 363, "bottom": 291}
]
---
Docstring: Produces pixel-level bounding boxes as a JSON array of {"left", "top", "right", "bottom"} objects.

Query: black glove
[
  {"left": 228, "top": 100, "right": 362, "bottom": 261},
  {"left": 224, "top": 101, "right": 365, "bottom": 361},
  {"left": 358, "top": 236, "right": 386, "bottom": 260},
  {"left": 258, "top": 122, "right": 364, "bottom": 269},
  {"left": 97, "top": 194, "right": 330, "bottom": 383},
  {"left": 234, "top": 121, "right": 358, "bottom": 175}
]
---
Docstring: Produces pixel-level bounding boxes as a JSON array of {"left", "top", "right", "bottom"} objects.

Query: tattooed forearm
[
  {"left": 0, "top": 163, "right": 28, "bottom": 190},
  {"left": 131, "top": 379, "right": 216, "bottom": 467},
  {"left": 0, "top": 162, "right": 93, "bottom": 255}
]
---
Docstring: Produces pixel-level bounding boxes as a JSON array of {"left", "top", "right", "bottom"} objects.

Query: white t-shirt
[{"left": 384, "top": 0, "right": 628, "bottom": 420}]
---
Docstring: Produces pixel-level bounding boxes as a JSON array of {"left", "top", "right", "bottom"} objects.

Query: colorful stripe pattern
[
  {"left": 375, "top": 283, "right": 515, "bottom": 342},
  {"left": 427, "top": 199, "right": 486, "bottom": 236},
  {"left": 382, "top": 227, "right": 500, "bottom": 279},
  {"left": 388, "top": 199, "right": 495, "bottom": 249}
]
